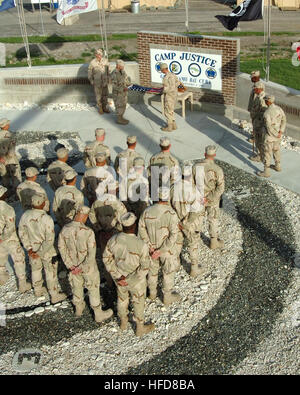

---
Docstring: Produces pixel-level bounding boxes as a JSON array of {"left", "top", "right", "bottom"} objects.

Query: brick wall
[{"left": 137, "top": 31, "right": 239, "bottom": 106}]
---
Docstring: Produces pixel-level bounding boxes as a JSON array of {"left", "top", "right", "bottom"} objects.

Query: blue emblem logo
[
  {"left": 67, "top": 0, "right": 80, "bottom": 5},
  {"left": 188, "top": 63, "right": 201, "bottom": 78},
  {"left": 206, "top": 68, "right": 217, "bottom": 79},
  {"left": 155, "top": 62, "right": 162, "bottom": 73},
  {"left": 169, "top": 61, "right": 182, "bottom": 75}
]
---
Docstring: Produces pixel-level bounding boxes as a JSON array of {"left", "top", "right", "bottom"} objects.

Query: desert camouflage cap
[
  {"left": 160, "top": 137, "right": 170, "bottom": 147},
  {"left": 182, "top": 162, "right": 193, "bottom": 176},
  {"left": 254, "top": 81, "right": 265, "bottom": 90},
  {"left": 264, "top": 94, "right": 275, "bottom": 103},
  {"left": 116, "top": 59, "right": 125, "bottom": 67},
  {"left": 205, "top": 145, "right": 217, "bottom": 156},
  {"left": 0, "top": 185, "right": 8, "bottom": 197},
  {"left": 32, "top": 193, "right": 45, "bottom": 207},
  {"left": 77, "top": 205, "right": 90, "bottom": 215},
  {"left": 95, "top": 49, "right": 103, "bottom": 56},
  {"left": 95, "top": 152, "right": 107, "bottom": 162},
  {"left": 251, "top": 70, "right": 260, "bottom": 77},
  {"left": 134, "top": 157, "right": 145, "bottom": 167},
  {"left": 57, "top": 147, "right": 69, "bottom": 159},
  {"left": 158, "top": 187, "right": 170, "bottom": 201},
  {"left": 25, "top": 167, "right": 39, "bottom": 177},
  {"left": 65, "top": 169, "right": 77, "bottom": 181},
  {"left": 107, "top": 180, "right": 119, "bottom": 190},
  {"left": 127, "top": 135, "right": 137, "bottom": 144},
  {"left": 160, "top": 63, "right": 168, "bottom": 70},
  {"left": 120, "top": 212, "right": 137, "bottom": 227},
  {"left": 95, "top": 128, "right": 105, "bottom": 137},
  {"left": 0, "top": 118, "right": 9, "bottom": 128}
]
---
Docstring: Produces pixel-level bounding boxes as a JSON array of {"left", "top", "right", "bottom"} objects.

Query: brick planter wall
[{"left": 137, "top": 31, "right": 240, "bottom": 107}]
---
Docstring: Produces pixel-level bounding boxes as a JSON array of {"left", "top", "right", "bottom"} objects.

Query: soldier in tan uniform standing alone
[
  {"left": 110, "top": 59, "right": 131, "bottom": 125},
  {"left": 248, "top": 70, "right": 261, "bottom": 143},
  {"left": 160, "top": 63, "right": 181, "bottom": 132},
  {"left": 18, "top": 194, "right": 66, "bottom": 302},
  {"left": 257, "top": 95, "right": 286, "bottom": 178},
  {"left": 47, "top": 147, "right": 73, "bottom": 192},
  {"left": 103, "top": 212, "right": 155, "bottom": 337},
  {"left": 0, "top": 186, "right": 31, "bottom": 293},
  {"left": 58, "top": 206, "right": 113, "bottom": 323},
  {"left": 192, "top": 146, "right": 225, "bottom": 250},
  {"left": 88, "top": 49, "right": 110, "bottom": 115}
]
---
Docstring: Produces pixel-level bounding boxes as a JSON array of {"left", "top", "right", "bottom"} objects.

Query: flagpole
[
  {"left": 38, "top": 0, "right": 45, "bottom": 36},
  {"left": 185, "top": 0, "right": 189, "bottom": 33},
  {"left": 266, "top": 0, "right": 271, "bottom": 82},
  {"left": 16, "top": 0, "right": 32, "bottom": 67}
]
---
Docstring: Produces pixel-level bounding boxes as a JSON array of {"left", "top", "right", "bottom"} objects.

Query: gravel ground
[{"left": 0, "top": 146, "right": 299, "bottom": 374}]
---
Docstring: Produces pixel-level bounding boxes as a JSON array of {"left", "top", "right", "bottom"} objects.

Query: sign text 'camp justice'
[{"left": 150, "top": 48, "right": 222, "bottom": 91}]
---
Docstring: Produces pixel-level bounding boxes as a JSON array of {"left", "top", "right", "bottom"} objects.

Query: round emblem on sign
[
  {"left": 155, "top": 62, "right": 162, "bottom": 73},
  {"left": 169, "top": 61, "right": 182, "bottom": 75},
  {"left": 206, "top": 68, "right": 217, "bottom": 79},
  {"left": 188, "top": 63, "right": 201, "bottom": 78}
]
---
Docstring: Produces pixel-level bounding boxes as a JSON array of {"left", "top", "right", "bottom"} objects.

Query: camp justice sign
[{"left": 150, "top": 48, "right": 222, "bottom": 91}]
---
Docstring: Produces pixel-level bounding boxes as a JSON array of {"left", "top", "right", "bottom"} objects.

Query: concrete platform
[{"left": 0, "top": 102, "right": 299, "bottom": 194}]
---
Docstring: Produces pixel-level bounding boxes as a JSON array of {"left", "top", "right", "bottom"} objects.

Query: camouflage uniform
[
  {"left": 80, "top": 164, "right": 115, "bottom": 205},
  {"left": 110, "top": 66, "right": 131, "bottom": 119},
  {"left": 0, "top": 126, "right": 21, "bottom": 196},
  {"left": 138, "top": 200, "right": 181, "bottom": 304},
  {"left": 83, "top": 133, "right": 111, "bottom": 169},
  {"left": 17, "top": 178, "right": 50, "bottom": 212},
  {"left": 114, "top": 148, "right": 142, "bottom": 178},
  {"left": 0, "top": 195, "right": 30, "bottom": 291},
  {"left": 53, "top": 185, "right": 84, "bottom": 227},
  {"left": 250, "top": 83, "right": 267, "bottom": 162},
  {"left": 126, "top": 164, "right": 149, "bottom": 220},
  {"left": 162, "top": 69, "right": 181, "bottom": 130},
  {"left": 88, "top": 54, "right": 110, "bottom": 111},
  {"left": 18, "top": 200, "right": 65, "bottom": 302},
  {"left": 47, "top": 156, "right": 73, "bottom": 191}
]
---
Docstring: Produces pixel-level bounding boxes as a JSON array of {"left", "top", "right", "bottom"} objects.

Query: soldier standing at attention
[
  {"left": 88, "top": 49, "right": 110, "bottom": 115},
  {"left": 47, "top": 147, "right": 73, "bottom": 192},
  {"left": 160, "top": 63, "right": 181, "bottom": 132},
  {"left": 257, "top": 95, "right": 286, "bottom": 178},
  {"left": 83, "top": 128, "right": 111, "bottom": 168},
  {"left": 53, "top": 169, "right": 84, "bottom": 228},
  {"left": 0, "top": 118, "right": 22, "bottom": 198},
  {"left": 248, "top": 70, "right": 261, "bottom": 143},
  {"left": 18, "top": 193, "right": 66, "bottom": 302},
  {"left": 58, "top": 206, "right": 113, "bottom": 323},
  {"left": 80, "top": 152, "right": 115, "bottom": 206},
  {"left": 17, "top": 167, "right": 50, "bottom": 212},
  {"left": 249, "top": 81, "right": 267, "bottom": 163},
  {"left": 110, "top": 59, "right": 131, "bottom": 125},
  {"left": 138, "top": 187, "right": 181, "bottom": 306},
  {"left": 103, "top": 212, "right": 155, "bottom": 337},
  {"left": 192, "top": 146, "right": 225, "bottom": 250},
  {"left": 0, "top": 186, "right": 31, "bottom": 293}
]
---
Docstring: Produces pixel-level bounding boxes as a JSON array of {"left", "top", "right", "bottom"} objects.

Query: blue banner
[{"left": 0, "top": 0, "right": 16, "bottom": 12}]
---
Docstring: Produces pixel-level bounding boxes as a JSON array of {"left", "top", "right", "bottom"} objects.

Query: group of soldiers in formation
[
  {"left": 247, "top": 70, "right": 287, "bottom": 178},
  {"left": 88, "top": 50, "right": 183, "bottom": 132},
  {"left": 0, "top": 116, "right": 224, "bottom": 337}
]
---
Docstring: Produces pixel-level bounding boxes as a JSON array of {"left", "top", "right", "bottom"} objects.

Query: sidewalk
[{"left": 0, "top": 102, "right": 299, "bottom": 194}]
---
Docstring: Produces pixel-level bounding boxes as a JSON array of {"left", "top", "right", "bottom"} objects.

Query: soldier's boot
[
  {"left": 190, "top": 264, "right": 201, "bottom": 278},
  {"left": 172, "top": 121, "right": 177, "bottom": 130},
  {"left": 250, "top": 155, "right": 261, "bottom": 162},
  {"left": 163, "top": 292, "right": 181, "bottom": 307},
  {"left": 18, "top": 280, "right": 32, "bottom": 293},
  {"left": 103, "top": 106, "right": 110, "bottom": 113},
  {"left": 117, "top": 115, "right": 129, "bottom": 125},
  {"left": 270, "top": 164, "right": 281, "bottom": 172},
  {"left": 248, "top": 136, "right": 254, "bottom": 143},
  {"left": 75, "top": 302, "right": 86, "bottom": 318},
  {"left": 120, "top": 316, "right": 129, "bottom": 331},
  {"left": 34, "top": 286, "right": 48, "bottom": 297},
  {"left": 210, "top": 238, "right": 224, "bottom": 250},
  {"left": 98, "top": 104, "right": 104, "bottom": 115},
  {"left": 0, "top": 273, "right": 10, "bottom": 286},
  {"left": 148, "top": 291, "right": 157, "bottom": 300},
  {"left": 50, "top": 292, "right": 67, "bottom": 304},
  {"left": 161, "top": 123, "right": 173, "bottom": 132},
  {"left": 93, "top": 306, "right": 113, "bottom": 324},
  {"left": 136, "top": 322, "right": 155, "bottom": 337},
  {"left": 257, "top": 166, "right": 271, "bottom": 178}
]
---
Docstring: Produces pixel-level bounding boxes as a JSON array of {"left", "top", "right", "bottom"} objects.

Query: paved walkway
[{"left": 0, "top": 102, "right": 299, "bottom": 194}]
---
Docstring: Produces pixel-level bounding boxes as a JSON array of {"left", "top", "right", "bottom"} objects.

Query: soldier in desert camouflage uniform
[
  {"left": 192, "top": 146, "right": 225, "bottom": 250},
  {"left": 18, "top": 193, "right": 66, "bottom": 302},
  {"left": 17, "top": 167, "right": 50, "bottom": 212},
  {"left": 53, "top": 169, "right": 84, "bottom": 227},
  {"left": 88, "top": 49, "right": 110, "bottom": 115},
  {"left": 58, "top": 206, "right": 113, "bottom": 323},
  {"left": 103, "top": 212, "right": 155, "bottom": 337},
  {"left": 110, "top": 59, "right": 131, "bottom": 125},
  {"left": 0, "top": 186, "right": 31, "bottom": 293},
  {"left": 0, "top": 118, "right": 22, "bottom": 198},
  {"left": 257, "top": 95, "right": 286, "bottom": 178},
  {"left": 47, "top": 147, "right": 73, "bottom": 192},
  {"left": 138, "top": 187, "right": 182, "bottom": 306},
  {"left": 171, "top": 163, "right": 205, "bottom": 277},
  {"left": 83, "top": 128, "right": 111, "bottom": 169},
  {"left": 248, "top": 70, "right": 262, "bottom": 143},
  {"left": 80, "top": 152, "right": 116, "bottom": 205}
]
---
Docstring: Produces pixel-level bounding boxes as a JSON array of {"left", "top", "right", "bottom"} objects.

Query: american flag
[{"left": 128, "top": 84, "right": 163, "bottom": 94}]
